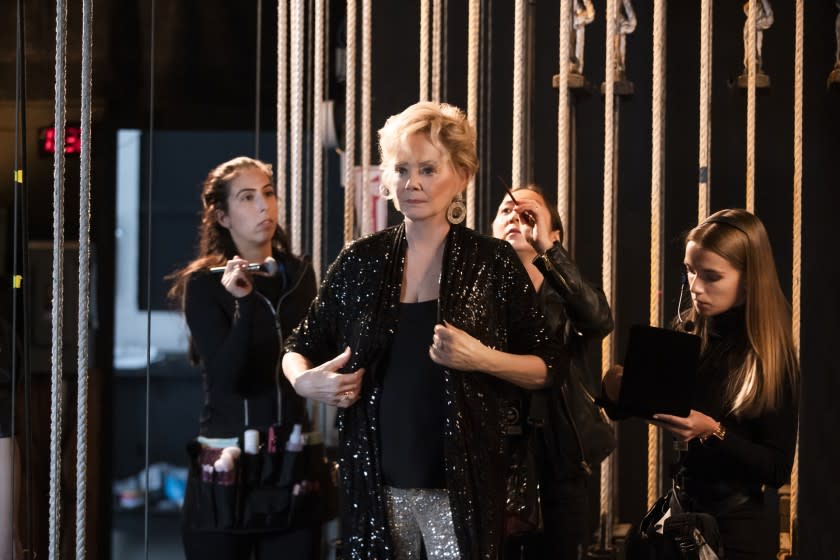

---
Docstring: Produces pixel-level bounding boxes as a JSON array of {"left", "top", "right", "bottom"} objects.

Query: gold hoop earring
[{"left": 447, "top": 194, "right": 467, "bottom": 224}]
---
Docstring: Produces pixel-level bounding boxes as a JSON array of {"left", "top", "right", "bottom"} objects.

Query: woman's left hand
[
  {"left": 650, "top": 410, "right": 720, "bottom": 443},
  {"left": 429, "top": 321, "right": 488, "bottom": 371}
]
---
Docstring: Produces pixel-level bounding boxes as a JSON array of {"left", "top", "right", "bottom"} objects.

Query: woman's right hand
[
  {"left": 289, "top": 347, "right": 365, "bottom": 408},
  {"left": 603, "top": 364, "right": 624, "bottom": 402},
  {"left": 220, "top": 255, "right": 253, "bottom": 298}
]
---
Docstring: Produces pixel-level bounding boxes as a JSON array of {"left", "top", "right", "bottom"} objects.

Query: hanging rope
[
  {"left": 511, "top": 0, "right": 526, "bottom": 187},
  {"left": 361, "top": 0, "right": 372, "bottom": 236},
  {"left": 255, "top": 0, "right": 263, "bottom": 158},
  {"left": 648, "top": 0, "right": 667, "bottom": 509},
  {"left": 312, "top": 0, "right": 325, "bottom": 279},
  {"left": 466, "top": 0, "right": 479, "bottom": 228},
  {"left": 12, "top": 0, "right": 36, "bottom": 555},
  {"left": 74, "top": 0, "right": 94, "bottom": 554},
  {"left": 419, "top": 0, "right": 429, "bottom": 101},
  {"left": 344, "top": 0, "right": 357, "bottom": 244},
  {"left": 698, "top": 0, "right": 713, "bottom": 221},
  {"left": 277, "top": 0, "right": 288, "bottom": 230},
  {"left": 48, "top": 0, "right": 69, "bottom": 557},
  {"left": 746, "top": 0, "right": 756, "bottom": 212},
  {"left": 601, "top": 0, "right": 617, "bottom": 544},
  {"left": 142, "top": 1, "right": 158, "bottom": 555},
  {"left": 432, "top": 0, "right": 442, "bottom": 102},
  {"left": 557, "top": 0, "right": 571, "bottom": 248},
  {"left": 789, "top": 0, "right": 803, "bottom": 547},
  {"left": 290, "top": 0, "right": 304, "bottom": 254}
]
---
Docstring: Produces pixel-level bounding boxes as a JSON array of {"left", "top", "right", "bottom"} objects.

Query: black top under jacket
[{"left": 285, "top": 223, "right": 569, "bottom": 560}]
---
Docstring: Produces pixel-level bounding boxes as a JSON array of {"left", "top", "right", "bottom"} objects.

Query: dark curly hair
[{"left": 167, "top": 156, "right": 291, "bottom": 309}]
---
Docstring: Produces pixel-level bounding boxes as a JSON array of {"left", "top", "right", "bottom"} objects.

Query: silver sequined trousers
[{"left": 383, "top": 486, "right": 459, "bottom": 560}]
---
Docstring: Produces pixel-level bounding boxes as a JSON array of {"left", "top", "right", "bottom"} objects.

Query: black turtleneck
[{"left": 679, "top": 306, "right": 798, "bottom": 500}]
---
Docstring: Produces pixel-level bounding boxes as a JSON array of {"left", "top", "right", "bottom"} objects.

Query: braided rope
[
  {"left": 648, "top": 0, "right": 667, "bottom": 509},
  {"left": 698, "top": 0, "right": 713, "bottom": 221},
  {"left": 557, "top": 0, "right": 571, "bottom": 248},
  {"left": 420, "top": 0, "right": 429, "bottom": 101},
  {"left": 344, "top": 0, "right": 357, "bottom": 244},
  {"left": 277, "top": 0, "right": 288, "bottom": 230},
  {"left": 601, "top": 0, "right": 617, "bottom": 542},
  {"left": 790, "top": 0, "right": 803, "bottom": 545},
  {"left": 361, "top": 0, "right": 372, "bottom": 236},
  {"left": 432, "top": 0, "right": 442, "bottom": 102},
  {"left": 511, "top": 0, "right": 525, "bottom": 187},
  {"left": 49, "top": 0, "right": 69, "bottom": 557},
  {"left": 746, "top": 0, "right": 756, "bottom": 212},
  {"left": 75, "top": 0, "right": 94, "bottom": 554},
  {"left": 290, "top": 0, "right": 304, "bottom": 254},
  {"left": 255, "top": 0, "right": 263, "bottom": 158},
  {"left": 466, "top": 0, "right": 479, "bottom": 228},
  {"left": 312, "top": 0, "right": 325, "bottom": 279}
]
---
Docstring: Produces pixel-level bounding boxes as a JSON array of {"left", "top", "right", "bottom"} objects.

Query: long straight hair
[{"left": 680, "top": 209, "right": 798, "bottom": 417}]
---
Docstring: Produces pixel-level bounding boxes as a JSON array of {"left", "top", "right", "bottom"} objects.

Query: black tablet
[{"left": 617, "top": 325, "right": 701, "bottom": 418}]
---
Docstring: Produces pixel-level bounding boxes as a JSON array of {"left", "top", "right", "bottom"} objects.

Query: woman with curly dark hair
[{"left": 170, "top": 156, "right": 319, "bottom": 560}]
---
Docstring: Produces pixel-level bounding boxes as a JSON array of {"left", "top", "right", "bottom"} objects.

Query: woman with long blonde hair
[{"left": 605, "top": 208, "right": 799, "bottom": 559}]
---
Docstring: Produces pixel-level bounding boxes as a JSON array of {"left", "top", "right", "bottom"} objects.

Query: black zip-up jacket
[
  {"left": 285, "top": 223, "right": 568, "bottom": 560},
  {"left": 532, "top": 242, "right": 614, "bottom": 479},
  {"left": 184, "top": 251, "right": 316, "bottom": 438}
]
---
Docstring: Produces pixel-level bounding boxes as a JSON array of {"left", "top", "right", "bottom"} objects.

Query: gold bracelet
[{"left": 699, "top": 422, "right": 726, "bottom": 443}]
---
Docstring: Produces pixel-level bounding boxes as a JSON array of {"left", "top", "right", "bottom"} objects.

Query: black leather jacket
[
  {"left": 532, "top": 242, "right": 614, "bottom": 479},
  {"left": 285, "top": 223, "right": 567, "bottom": 560}
]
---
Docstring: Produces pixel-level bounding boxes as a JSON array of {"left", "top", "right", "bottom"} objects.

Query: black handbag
[
  {"left": 626, "top": 484, "right": 721, "bottom": 560},
  {"left": 504, "top": 426, "right": 542, "bottom": 536},
  {"left": 559, "top": 368, "right": 616, "bottom": 475}
]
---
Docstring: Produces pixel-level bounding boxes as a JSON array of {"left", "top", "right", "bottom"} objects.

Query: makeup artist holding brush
[
  {"left": 492, "top": 184, "right": 614, "bottom": 560},
  {"left": 168, "top": 156, "right": 320, "bottom": 560}
]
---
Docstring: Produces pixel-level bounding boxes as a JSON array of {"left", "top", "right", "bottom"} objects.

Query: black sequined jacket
[{"left": 284, "top": 223, "right": 567, "bottom": 560}]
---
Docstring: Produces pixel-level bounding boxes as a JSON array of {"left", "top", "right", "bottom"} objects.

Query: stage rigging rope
[
  {"left": 48, "top": 0, "right": 70, "bottom": 556},
  {"left": 601, "top": 0, "right": 617, "bottom": 543},
  {"left": 790, "top": 0, "right": 803, "bottom": 548},
  {"left": 511, "top": 0, "right": 525, "bottom": 188},
  {"left": 142, "top": 0, "right": 157, "bottom": 557},
  {"left": 557, "top": 0, "right": 571, "bottom": 248},
  {"left": 432, "top": 0, "right": 442, "bottom": 102},
  {"left": 466, "top": 0, "right": 479, "bottom": 228},
  {"left": 648, "top": 0, "right": 667, "bottom": 509},
  {"left": 75, "top": 0, "right": 95, "bottom": 554},
  {"left": 361, "top": 0, "right": 372, "bottom": 236},
  {"left": 255, "top": 0, "right": 263, "bottom": 158},
  {"left": 313, "top": 0, "right": 325, "bottom": 279},
  {"left": 746, "top": 0, "right": 756, "bottom": 212},
  {"left": 420, "top": 0, "right": 429, "bottom": 101},
  {"left": 11, "top": 0, "right": 34, "bottom": 556},
  {"left": 277, "top": 0, "right": 289, "bottom": 230},
  {"left": 698, "top": 0, "right": 712, "bottom": 221},
  {"left": 291, "top": 0, "right": 305, "bottom": 254},
  {"left": 344, "top": 0, "right": 357, "bottom": 243}
]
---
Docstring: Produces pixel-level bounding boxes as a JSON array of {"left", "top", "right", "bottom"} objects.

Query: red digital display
[{"left": 39, "top": 125, "right": 82, "bottom": 155}]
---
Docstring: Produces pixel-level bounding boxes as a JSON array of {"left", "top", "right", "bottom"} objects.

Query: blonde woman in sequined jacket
[{"left": 283, "top": 101, "right": 567, "bottom": 560}]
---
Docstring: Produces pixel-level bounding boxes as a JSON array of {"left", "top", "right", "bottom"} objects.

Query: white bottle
[
  {"left": 286, "top": 424, "right": 303, "bottom": 451},
  {"left": 243, "top": 429, "right": 260, "bottom": 454}
]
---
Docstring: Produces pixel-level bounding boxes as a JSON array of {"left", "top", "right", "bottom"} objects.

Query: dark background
[{"left": 1, "top": 1, "right": 838, "bottom": 558}]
